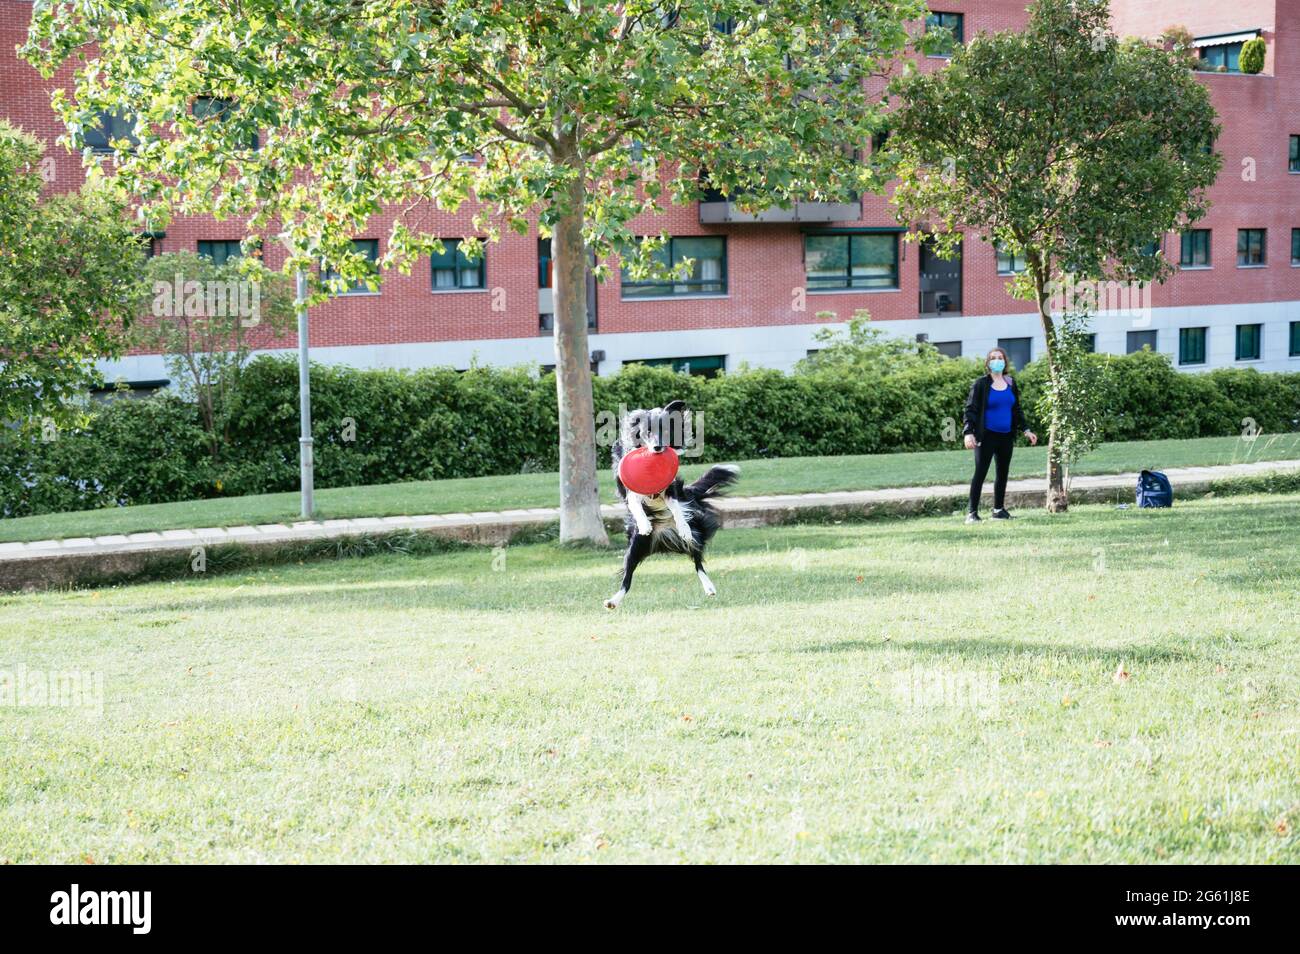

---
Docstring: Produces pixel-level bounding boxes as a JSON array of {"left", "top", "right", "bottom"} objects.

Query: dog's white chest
[{"left": 641, "top": 493, "right": 676, "bottom": 528}]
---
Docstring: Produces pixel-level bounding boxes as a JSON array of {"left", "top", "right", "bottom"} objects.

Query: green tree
[
  {"left": 1158, "top": 25, "right": 1198, "bottom": 69},
  {"left": 798, "top": 311, "right": 947, "bottom": 375},
  {"left": 24, "top": 0, "right": 923, "bottom": 541},
  {"left": 133, "top": 250, "right": 294, "bottom": 459},
  {"left": 0, "top": 121, "right": 142, "bottom": 429},
  {"left": 888, "top": 0, "right": 1220, "bottom": 510}
]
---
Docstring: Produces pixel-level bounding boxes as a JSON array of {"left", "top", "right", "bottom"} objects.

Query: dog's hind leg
[
  {"left": 606, "top": 534, "right": 653, "bottom": 609},
  {"left": 692, "top": 550, "right": 717, "bottom": 598}
]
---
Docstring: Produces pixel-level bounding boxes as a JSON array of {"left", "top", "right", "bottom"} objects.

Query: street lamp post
[{"left": 295, "top": 268, "right": 314, "bottom": 519}]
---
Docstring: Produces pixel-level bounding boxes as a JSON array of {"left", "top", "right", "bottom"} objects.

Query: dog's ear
[
  {"left": 622, "top": 408, "right": 648, "bottom": 444},
  {"left": 661, "top": 399, "right": 689, "bottom": 449}
]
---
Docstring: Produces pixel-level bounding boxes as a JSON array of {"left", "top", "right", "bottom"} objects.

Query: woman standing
[{"left": 962, "top": 348, "right": 1037, "bottom": 522}]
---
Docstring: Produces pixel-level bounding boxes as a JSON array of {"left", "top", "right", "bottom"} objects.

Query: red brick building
[{"left": 2, "top": 0, "right": 1298, "bottom": 380}]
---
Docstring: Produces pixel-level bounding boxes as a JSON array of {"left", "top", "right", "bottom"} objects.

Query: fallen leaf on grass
[{"left": 1113, "top": 663, "right": 1130, "bottom": 684}]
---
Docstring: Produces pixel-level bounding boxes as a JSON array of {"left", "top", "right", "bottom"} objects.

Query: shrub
[
  {"left": 3, "top": 349, "right": 1298, "bottom": 518},
  {"left": 219, "top": 357, "right": 558, "bottom": 493},
  {"left": 0, "top": 393, "right": 213, "bottom": 518},
  {"left": 1239, "top": 38, "right": 1266, "bottom": 74}
]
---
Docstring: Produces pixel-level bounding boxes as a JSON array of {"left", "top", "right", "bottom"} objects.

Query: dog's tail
[{"left": 687, "top": 464, "right": 740, "bottom": 498}]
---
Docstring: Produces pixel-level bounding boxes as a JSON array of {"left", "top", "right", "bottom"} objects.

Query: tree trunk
[
  {"left": 551, "top": 167, "right": 609, "bottom": 545},
  {"left": 1033, "top": 268, "right": 1069, "bottom": 512}
]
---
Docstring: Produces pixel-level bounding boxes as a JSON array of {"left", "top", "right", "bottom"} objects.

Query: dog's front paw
[
  {"left": 673, "top": 518, "right": 692, "bottom": 539},
  {"left": 604, "top": 590, "right": 625, "bottom": 610},
  {"left": 702, "top": 581, "right": 717, "bottom": 598},
  {"left": 634, "top": 520, "right": 653, "bottom": 537}
]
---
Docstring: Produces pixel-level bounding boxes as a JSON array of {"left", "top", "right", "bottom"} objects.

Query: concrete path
[{"left": 1, "top": 458, "right": 1296, "bottom": 591}]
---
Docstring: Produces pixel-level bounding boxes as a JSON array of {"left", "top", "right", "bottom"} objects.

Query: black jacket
[{"left": 963, "top": 374, "right": 1026, "bottom": 442}]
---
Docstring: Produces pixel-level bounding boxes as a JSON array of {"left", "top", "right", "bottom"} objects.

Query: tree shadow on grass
[
  {"left": 796, "top": 637, "right": 1196, "bottom": 665},
  {"left": 107, "top": 559, "right": 969, "bottom": 619}
]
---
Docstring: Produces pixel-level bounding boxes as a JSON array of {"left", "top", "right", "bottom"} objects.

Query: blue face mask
[{"left": 988, "top": 359, "right": 1006, "bottom": 374}]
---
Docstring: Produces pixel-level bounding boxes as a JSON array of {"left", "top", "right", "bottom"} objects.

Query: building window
[
  {"left": 1235, "top": 323, "right": 1262, "bottom": 361},
  {"left": 83, "top": 109, "right": 137, "bottom": 154},
  {"left": 1199, "top": 41, "right": 1243, "bottom": 73},
  {"left": 995, "top": 243, "right": 1027, "bottom": 274},
  {"left": 1289, "top": 321, "right": 1300, "bottom": 357},
  {"left": 804, "top": 232, "right": 899, "bottom": 290},
  {"left": 538, "top": 238, "right": 553, "bottom": 288},
  {"left": 192, "top": 96, "right": 230, "bottom": 121},
  {"left": 539, "top": 360, "right": 600, "bottom": 376},
  {"left": 1127, "top": 330, "right": 1158, "bottom": 354},
  {"left": 539, "top": 241, "right": 597, "bottom": 332},
  {"left": 933, "top": 340, "right": 962, "bottom": 359},
  {"left": 1292, "top": 228, "right": 1300, "bottom": 265},
  {"left": 1290, "top": 135, "right": 1299, "bottom": 173},
  {"left": 192, "top": 96, "right": 259, "bottom": 150},
  {"left": 997, "top": 337, "right": 1032, "bottom": 372},
  {"left": 140, "top": 232, "right": 164, "bottom": 257},
  {"left": 1237, "top": 229, "right": 1266, "bottom": 267},
  {"left": 925, "top": 12, "right": 964, "bottom": 56},
  {"left": 197, "top": 240, "right": 244, "bottom": 266},
  {"left": 1179, "top": 327, "right": 1208, "bottom": 365},
  {"left": 1081, "top": 334, "right": 1097, "bottom": 354},
  {"left": 621, "top": 236, "right": 727, "bottom": 298},
  {"left": 430, "top": 239, "right": 485, "bottom": 290},
  {"left": 631, "top": 355, "right": 726, "bottom": 378},
  {"left": 323, "top": 239, "right": 380, "bottom": 294},
  {"left": 1180, "top": 229, "right": 1211, "bottom": 268},
  {"left": 538, "top": 311, "right": 596, "bottom": 334}
]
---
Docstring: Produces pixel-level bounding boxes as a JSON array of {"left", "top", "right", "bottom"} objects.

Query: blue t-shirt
[{"left": 984, "top": 382, "right": 1016, "bottom": 434}]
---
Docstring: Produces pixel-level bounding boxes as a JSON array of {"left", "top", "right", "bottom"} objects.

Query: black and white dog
[{"left": 606, "top": 400, "right": 739, "bottom": 609}]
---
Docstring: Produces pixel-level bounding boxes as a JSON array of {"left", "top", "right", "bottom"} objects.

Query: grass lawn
[
  {"left": 3, "top": 432, "right": 1298, "bottom": 545},
  {"left": 1, "top": 492, "right": 1297, "bottom": 863}
]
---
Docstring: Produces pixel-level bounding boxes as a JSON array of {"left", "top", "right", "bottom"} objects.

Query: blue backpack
[{"left": 1136, "top": 470, "right": 1173, "bottom": 508}]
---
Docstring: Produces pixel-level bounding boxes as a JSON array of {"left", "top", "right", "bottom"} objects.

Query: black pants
[{"left": 969, "top": 430, "right": 1014, "bottom": 513}]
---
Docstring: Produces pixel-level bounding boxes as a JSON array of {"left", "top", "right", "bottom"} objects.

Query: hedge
[{"left": 2, "top": 349, "right": 1297, "bottom": 517}]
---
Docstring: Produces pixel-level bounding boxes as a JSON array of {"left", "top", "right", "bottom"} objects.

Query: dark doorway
[{"left": 919, "top": 238, "right": 962, "bottom": 316}]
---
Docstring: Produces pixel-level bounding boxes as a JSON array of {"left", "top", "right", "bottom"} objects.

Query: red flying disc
[{"left": 618, "top": 446, "right": 680, "bottom": 495}]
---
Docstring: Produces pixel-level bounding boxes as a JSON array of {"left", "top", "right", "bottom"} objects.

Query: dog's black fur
[{"left": 606, "top": 399, "right": 739, "bottom": 609}]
